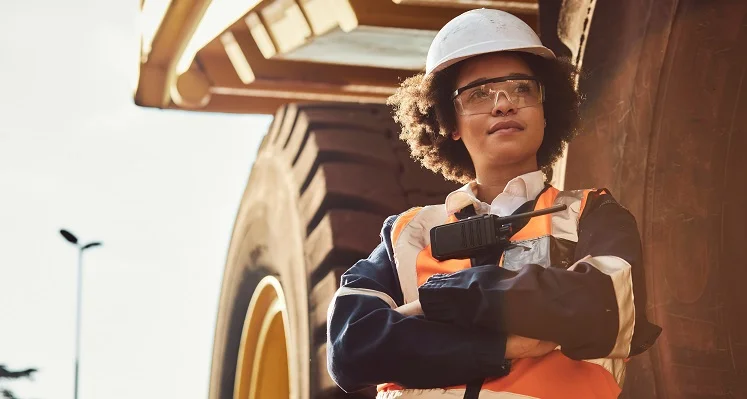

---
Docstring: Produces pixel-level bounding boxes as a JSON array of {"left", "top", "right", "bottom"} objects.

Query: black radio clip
[{"left": 430, "top": 204, "right": 568, "bottom": 261}]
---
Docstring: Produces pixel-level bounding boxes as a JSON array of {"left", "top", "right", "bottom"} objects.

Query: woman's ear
[{"left": 452, "top": 131, "right": 461, "bottom": 141}]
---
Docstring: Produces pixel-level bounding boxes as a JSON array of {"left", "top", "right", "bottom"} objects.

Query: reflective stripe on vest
[{"left": 382, "top": 187, "right": 623, "bottom": 398}]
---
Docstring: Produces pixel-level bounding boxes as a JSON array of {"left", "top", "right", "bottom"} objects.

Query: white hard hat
[{"left": 425, "top": 8, "right": 555, "bottom": 76}]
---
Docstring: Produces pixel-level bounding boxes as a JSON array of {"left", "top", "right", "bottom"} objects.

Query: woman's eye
[
  {"left": 515, "top": 84, "right": 531, "bottom": 93},
  {"left": 469, "top": 88, "right": 490, "bottom": 100}
]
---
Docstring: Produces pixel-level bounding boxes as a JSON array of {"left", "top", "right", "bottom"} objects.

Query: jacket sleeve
[
  {"left": 572, "top": 193, "right": 662, "bottom": 357},
  {"left": 326, "top": 214, "right": 510, "bottom": 393},
  {"left": 418, "top": 192, "right": 661, "bottom": 360}
]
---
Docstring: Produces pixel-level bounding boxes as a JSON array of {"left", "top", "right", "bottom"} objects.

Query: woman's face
[{"left": 452, "top": 52, "right": 545, "bottom": 174}]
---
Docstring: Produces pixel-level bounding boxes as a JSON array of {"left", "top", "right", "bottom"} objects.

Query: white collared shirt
[{"left": 444, "top": 170, "right": 546, "bottom": 216}]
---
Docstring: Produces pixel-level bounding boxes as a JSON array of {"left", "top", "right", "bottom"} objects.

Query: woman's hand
[
  {"left": 395, "top": 300, "right": 424, "bottom": 317},
  {"left": 505, "top": 335, "right": 558, "bottom": 359}
]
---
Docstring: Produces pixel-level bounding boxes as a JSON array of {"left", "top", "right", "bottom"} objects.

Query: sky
[{"left": 0, "top": 1, "right": 272, "bottom": 398}]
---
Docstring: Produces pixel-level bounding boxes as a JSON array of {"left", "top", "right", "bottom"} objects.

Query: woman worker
[{"left": 327, "top": 8, "right": 662, "bottom": 399}]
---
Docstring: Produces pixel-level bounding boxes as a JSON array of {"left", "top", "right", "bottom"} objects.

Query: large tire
[
  {"left": 208, "top": 103, "right": 460, "bottom": 399},
  {"left": 563, "top": 1, "right": 747, "bottom": 397}
]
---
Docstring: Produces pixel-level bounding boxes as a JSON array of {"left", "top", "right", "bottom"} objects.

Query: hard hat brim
[{"left": 426, "top": 42, "right": 556, "bottom": 76}]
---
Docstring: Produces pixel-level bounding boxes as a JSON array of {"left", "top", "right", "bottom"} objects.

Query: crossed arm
[{"left": 395, "top": 300, "right": 558, "bottom": 359}]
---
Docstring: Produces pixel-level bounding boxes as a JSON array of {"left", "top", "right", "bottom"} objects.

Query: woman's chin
[
  {"left": 486, "top": 143, "right": 536, "bottom": 159},
  {"left": 484, "top": 149, "right": 538, "bottom": 169}
]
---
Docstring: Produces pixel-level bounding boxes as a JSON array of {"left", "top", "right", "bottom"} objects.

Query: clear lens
[{"left": 454, "top": 79, "right": 544, "bottom": 116}]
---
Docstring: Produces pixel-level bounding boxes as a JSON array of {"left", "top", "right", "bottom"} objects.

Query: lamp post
[{"left": 59, "top": 229, "right": 102, "bottom": 399}]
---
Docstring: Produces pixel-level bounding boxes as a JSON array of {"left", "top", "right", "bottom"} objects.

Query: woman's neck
[{"left": 474, "top": 158, "right": 539, "bottom": 204}]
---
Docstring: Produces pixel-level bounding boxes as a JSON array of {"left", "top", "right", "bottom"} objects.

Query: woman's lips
[{"left": 488, "top": 120, "right": 524, "bottom": 135}]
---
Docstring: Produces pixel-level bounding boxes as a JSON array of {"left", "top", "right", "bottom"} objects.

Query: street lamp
[{"left": 59, "top": 229, "right": 102, "bottom": 399}]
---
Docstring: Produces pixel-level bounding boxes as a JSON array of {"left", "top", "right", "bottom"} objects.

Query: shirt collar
[{"left": 444, "top": 170, "right": 546, "bottom": 215}]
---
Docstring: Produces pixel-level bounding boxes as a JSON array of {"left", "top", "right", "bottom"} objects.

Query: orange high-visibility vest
[{"left": 378, "top": 186, "right": 624, "bottom": 399}]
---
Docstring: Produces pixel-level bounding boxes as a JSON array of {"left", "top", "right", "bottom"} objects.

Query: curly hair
[{"left": 387, "top": 53, "right": 581, "bottom": 184}]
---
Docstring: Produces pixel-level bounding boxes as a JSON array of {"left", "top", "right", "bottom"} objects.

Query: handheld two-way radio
[{"left": 429, "top": 204, "right": 568, "bottom": 261}]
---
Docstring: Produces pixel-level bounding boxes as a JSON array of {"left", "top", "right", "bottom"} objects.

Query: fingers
[
  {"left": 395, "top": 300, "right": 424, "bottom": 317},
  {"left": 506, "top": 335, "right": 558, "bottom": 359},
  {"left": 506, "top": 335, "right": 540, "bottom": 358}
]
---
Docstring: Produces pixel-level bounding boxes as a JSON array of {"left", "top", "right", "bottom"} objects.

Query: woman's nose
[{"left": 491, "top": 91, "right": 517, "bottom": 116}]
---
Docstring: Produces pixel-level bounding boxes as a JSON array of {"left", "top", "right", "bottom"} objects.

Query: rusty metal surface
[
  {"left": 537, "top": 0, "right": 571, "bottom": 59},
  {"left": 564, "top": 0, "right": 747, "bottom": 397}
]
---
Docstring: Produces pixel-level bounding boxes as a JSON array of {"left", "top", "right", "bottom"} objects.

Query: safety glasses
[{"left": 453, "top": 76, "right": 545, "bottom": 116}]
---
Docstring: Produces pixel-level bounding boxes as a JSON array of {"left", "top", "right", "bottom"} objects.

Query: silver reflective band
[{"left": 334, "top": 286, "right": 398, "bottom": 309}]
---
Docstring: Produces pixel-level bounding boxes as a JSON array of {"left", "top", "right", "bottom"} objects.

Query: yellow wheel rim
[{"left": 234, "top": 276, "right": 291, "bottom": 399}]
